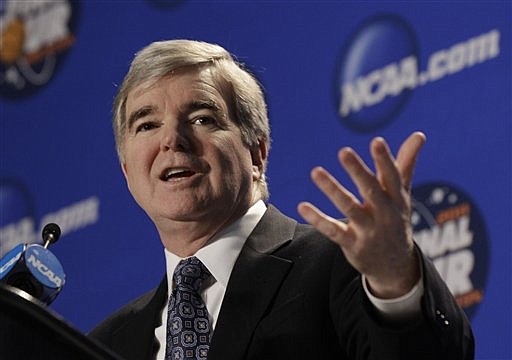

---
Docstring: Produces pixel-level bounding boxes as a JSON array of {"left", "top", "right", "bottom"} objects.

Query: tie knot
[{"left": 173, "top": 257, "right": 210, "bottom": 292}]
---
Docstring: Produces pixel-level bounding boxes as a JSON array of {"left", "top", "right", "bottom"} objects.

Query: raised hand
[{"left": 298, "top": 132, "right": 426, "bottom": 298}]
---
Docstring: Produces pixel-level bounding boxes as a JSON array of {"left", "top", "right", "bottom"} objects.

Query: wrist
[{"left": 365, "top": 249, "right": 420, "bottom": 299}]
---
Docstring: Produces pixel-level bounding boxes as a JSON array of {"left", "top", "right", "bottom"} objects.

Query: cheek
[
  {"left": 213, "top": 142, "right": 253, "bottom": 184},
  {"left": 123, "top": 143, "right": 156, "bottom": 180}
]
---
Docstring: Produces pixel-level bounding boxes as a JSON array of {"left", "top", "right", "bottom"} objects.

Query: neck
[{"left": 155, "top": 202, "right": 257, "bottom": 258}]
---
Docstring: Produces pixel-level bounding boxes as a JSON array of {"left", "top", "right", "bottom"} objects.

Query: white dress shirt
[{"left": 155, "top": 201, "right": 423, "bottom": 359}]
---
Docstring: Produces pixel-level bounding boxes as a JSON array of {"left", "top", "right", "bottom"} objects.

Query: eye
[
  {"left": 191, "top": 116, "right": 217, "bottom": 126},
  {"left": 135, "top": 121, "right": 159, "bottom": 133}
]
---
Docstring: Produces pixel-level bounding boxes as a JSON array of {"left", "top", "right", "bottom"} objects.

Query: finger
[
  {"left": 297, "top": 201, "right": 354, "bottom": 247},
  {"left": 338, "top": 147, "right": 388, "bottom": 208},
  {"left": 310, "top": 167, "right": 368, "bottom": 223},
  {"left": 371, "top": 137, "right": 403, "bottom": 203},
  {"left": 396, "top": 132, "right": 426, "bottom": 190}
]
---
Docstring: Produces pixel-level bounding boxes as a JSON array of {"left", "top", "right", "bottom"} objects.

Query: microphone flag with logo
[{"left": 0, "top": 223, "right": 66, "bottom": 304}]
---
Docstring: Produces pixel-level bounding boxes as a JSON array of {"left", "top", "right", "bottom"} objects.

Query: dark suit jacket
[{"left": 89, "top": 205, "right": 474, "bottom": 359}]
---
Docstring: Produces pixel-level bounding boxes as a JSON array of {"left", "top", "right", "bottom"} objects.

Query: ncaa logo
[
  {"left": 0, "top": 0, "right": 79, "bottom": 99},
  {"left": 0, "top": 178, "right": 36, "bottom": 257},
  {"left": 335, "top": 14, "right": 500, "bottom": 132},
  {"left": 412, "top": 182, "right": 488, "bottom": 319},
  {"left": 0, "top": 176, "right": 100, "bottom": 259},
  {"left": 335, "top": 14, "right": 418, "bottom": 131}
]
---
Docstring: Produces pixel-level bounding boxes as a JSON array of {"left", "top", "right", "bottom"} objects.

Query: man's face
[{"left": 121, "top": 67, "right": 264, "bottom": 230}]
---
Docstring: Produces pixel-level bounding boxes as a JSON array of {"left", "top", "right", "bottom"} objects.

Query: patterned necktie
[{"left": 166, "top": 257, "right": 212, "bottom": 360}]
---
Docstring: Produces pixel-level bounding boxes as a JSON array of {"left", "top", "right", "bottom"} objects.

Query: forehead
[{"left": 125, "top": 67, "right": 229, "bottom": 113}]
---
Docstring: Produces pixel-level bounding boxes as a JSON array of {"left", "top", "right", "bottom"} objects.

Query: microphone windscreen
[{"left": 42, "top": 223, "right": 61, "bottom": 245}]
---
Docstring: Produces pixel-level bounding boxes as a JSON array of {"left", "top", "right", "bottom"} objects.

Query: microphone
[
  {"left": 0, "top": 223, "right": 66, "bottom": 304},
  {"left": 42, "top": 222, "right": 61, "bottom": 248}
]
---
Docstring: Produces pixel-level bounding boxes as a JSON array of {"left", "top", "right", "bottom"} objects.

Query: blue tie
[{"left": 166, "top": 257, "right": 211, "bottom": 360}]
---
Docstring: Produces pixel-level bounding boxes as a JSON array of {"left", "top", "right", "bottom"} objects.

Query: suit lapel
[
  {"left": 111, "top": 277, "right": 167, "bottom": 359},
  {"left": 208, "top": 205, "right": 297, "bottom": 360}
]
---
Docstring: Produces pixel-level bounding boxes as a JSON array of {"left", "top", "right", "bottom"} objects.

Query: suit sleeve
[{"left": 330, "top": 247, "right": 475, "bottom": 360}]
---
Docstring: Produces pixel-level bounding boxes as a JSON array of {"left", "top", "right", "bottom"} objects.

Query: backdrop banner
[{"left": 1, "top": 1, "right": 510, "bottom": 359}]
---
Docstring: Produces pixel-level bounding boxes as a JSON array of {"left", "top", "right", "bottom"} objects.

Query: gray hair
[{"left": 112, "top": 39, "right": 271, "bottom": 200}]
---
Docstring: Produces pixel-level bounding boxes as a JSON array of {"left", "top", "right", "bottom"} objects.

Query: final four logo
[
  {"left": 0, "top": 0, "right": 79, "bottom": 99},
  {"left": 412, "top": 182, "right": 489, "bottom": 319}
]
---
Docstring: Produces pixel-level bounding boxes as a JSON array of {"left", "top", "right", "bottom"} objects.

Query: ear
[
  {"left": 250, "top": 139, "right": 268, "bottom": 181},
  {"left": 120, "top": 162, "right": 132, "bottom": 192}
]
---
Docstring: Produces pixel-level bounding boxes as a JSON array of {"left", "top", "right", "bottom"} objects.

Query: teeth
[
  {"left": 163, "top": 168, "right": 193, "bottom": 180},
  {"left": 166, "top": 168, "right": 188, "bottom": 177}
]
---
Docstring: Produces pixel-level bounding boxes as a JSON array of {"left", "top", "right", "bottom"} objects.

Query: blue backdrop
[{"left": 1, "top": 1, "right": 510, "bottom": 359}]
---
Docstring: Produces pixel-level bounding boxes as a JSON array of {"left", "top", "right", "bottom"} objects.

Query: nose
[{"left": 160, "top": 122, "right": 191, "bottom": 152}]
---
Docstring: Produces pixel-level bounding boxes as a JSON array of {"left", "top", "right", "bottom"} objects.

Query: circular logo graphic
[
  {"left": 334, "top": 14, "right": 419, "bottom": 131},
  {"left": 0, "top": 178, "right": 36, "bottom": 256},
  {"left": 0, "top": 178, "right": 34, "bottom": 226},
  {"left": 0, "top": 0, "right": 79, "bottom": 99},
  {"left": 0, "top": 243, "right": 25, "bottom": 279},
  {"left": 412, "top": 182, "right": 488, "bottom": 319},
  {"left": 25, "top": 244, "right": 65, "bottom": 288}
]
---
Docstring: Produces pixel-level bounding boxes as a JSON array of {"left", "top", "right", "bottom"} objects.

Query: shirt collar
[{"left": 164, "top": 200, "right": 267, "bottom": 293}]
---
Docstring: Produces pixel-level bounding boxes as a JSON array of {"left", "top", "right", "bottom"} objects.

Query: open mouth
[{"left": 160, "top": 168, "right": 196, "bottom": 181}]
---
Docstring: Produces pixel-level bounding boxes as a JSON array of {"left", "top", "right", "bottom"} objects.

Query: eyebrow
[
  {"left": 185, "top": 99, "right": 222, "bottom": 115},
  {"left": 127, "top": 105, "right": 157, "bottom": 131}
]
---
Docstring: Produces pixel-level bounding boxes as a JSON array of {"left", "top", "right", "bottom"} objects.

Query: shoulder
[
  {"left": 88, "top": 279, "right": 166, "bottom": 343},
  {"left": 267, "top": 204, "right": 344, "bottom": 258},
  {"left": 263, "top": 205, "right": 355, "bottom": 278}
]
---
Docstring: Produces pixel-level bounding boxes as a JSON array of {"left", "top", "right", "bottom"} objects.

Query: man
[{"left": 90, "top": 40, "right": 474, "bottom": 359}]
